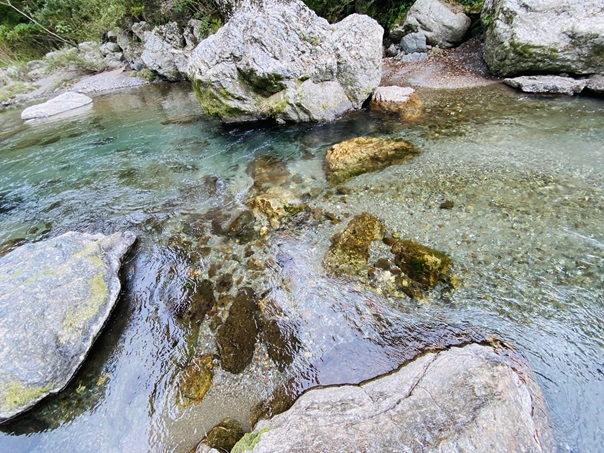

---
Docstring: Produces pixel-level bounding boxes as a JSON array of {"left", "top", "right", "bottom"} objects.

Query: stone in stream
[
  {"left": 324, "top": 137, "right": 419, "bottom": 185},
  {"left": 390, "top": 239, "right": 453, "bottom": 291},
  {"left": 215, "top": 287, "right": 260, "bottom": 374},
  {"left": 503, "top": 75, "right": 587, "bottom": 95},
  {"left": 482, "top": 0, "right": 604, "bottom": 77},
  {"left": 323, "top": 212, "right": 386, "bottom": 277},
  {"left": 231, "top": 343, "right": 553, "bottom": 452},
  {"left": 370, "top": 86, "right": 424, "bottom": 121},
  {"left": 0, "top": 231, "right": 136, "bottom": 422},
  {"left": 20, "top": 92, "right": 93, "bottom": 121},
  {"left": 202, "top": 418, "right": 245, "bottom": 452},
  {"left": 188, "top": 0, "right": 383, "bottom": 123}
]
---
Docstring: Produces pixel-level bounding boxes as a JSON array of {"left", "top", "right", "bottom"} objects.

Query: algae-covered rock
[
  {"left": 324, "top": 137, "right": 419, "bottom": 185},
  {"left": 188, "top": 0, "right": 383, "bottom": 123},
  {"left": 390, "top": 239, "right": 452, "bottom": 290},
  {"left": 323, "top": 212, "right": 385, "bottom": 277},
  {"left": 248, "top": 187, "right": 305, "bottom": 230},
  {"left": 216, "top": 287, "right": 260, "bottom": 374},
  {"left": 0, "top": 231, "right": 136, "bottom": 422},
  {"left": 370, "top": 86, "right": 424, "bottom": 122},
  {"left": 482, "top": 0, "right": 604, "bottom": 77},
  {"left": 262, "top": 319, "right": 301, "bottom": 371},
  {"left": 177, "top": 354, "right": 216, "bottom": 407},
  {"left": 203, "top": 418, "right": 245, "bottom": 452}
]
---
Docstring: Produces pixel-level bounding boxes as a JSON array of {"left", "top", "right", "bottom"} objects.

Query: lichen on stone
[
  {"left": 0, "top": 381, "right": 53, "bottom": 412},
  {"left": 231, "top": 427, "right": 270, "bottom": 453}
]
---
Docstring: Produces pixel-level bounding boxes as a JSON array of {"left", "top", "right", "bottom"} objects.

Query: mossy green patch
[
  {"left": 62, "top": 271, "right": 108, "bottom": 339},
  {"left": 391, "top": 239, "right": 452, "bottom": 291},
  {"left": 0, "top": 381, "right": 53, "bottom": 412},
  {"left": 259, "top": 91, "right": 289, "bottom": 117},
  {"left": 191, "top": 79, "right": 248, "bottom": 119},
  {"left": 0, "top": 81, "right": 36, "bottom": 103},
  {"left": 231, "top": 427, "right": 270, "bottom": 453},
  {"left": 239, "top": 69, "right": 286, "bottom": 96},
  {"left": 323, "top": 212, "right": 386, "bottom": 277}
]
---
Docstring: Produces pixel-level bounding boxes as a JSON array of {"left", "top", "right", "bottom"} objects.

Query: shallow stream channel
[{"left": 0, "top": 83, "right": 602, "bottom": 452}]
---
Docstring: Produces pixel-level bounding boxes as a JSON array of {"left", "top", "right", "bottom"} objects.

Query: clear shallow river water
[{"left": 0, "top": 83, "right": 602, "bottom": 452}]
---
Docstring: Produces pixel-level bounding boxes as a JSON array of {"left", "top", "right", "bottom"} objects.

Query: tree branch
[{"left": 0, "top": 0, "right": 74, "bottom": 46}]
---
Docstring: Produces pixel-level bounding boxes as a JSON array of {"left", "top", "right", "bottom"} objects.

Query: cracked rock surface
[{"left": 235, "top": 343, "right": 553, "bottom": 452}]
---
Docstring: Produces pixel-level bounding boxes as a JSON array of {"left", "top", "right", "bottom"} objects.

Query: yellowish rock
[
  {"left": 324, "top": 137, "right": 419, "bottom": 184},
  {"left": 370, "top": 86, "right": 424, "bottom": 122}
]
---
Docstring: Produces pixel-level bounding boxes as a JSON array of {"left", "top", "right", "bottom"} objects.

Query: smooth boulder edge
[
  {"left": 0, "top": 231, "right": 136, "bottom": 422},
  {"left": 232, "top": 343, "right": 554, "bottom": 452}
]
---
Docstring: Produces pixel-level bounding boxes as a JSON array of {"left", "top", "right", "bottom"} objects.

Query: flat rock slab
[
  {"left": 21, "top": 92, "right": 93, "bottom": 121},
  {"left": 0, "top": 231, "right": 136, "bottom": 422},
  {"left": 504, "top": 75, "right": 587, "bottom": 95},
  {"left": 70, "top": 69, "right": 150, "bottom": 94},
  {"left": 234, "top": 344, "right": 553, "bottom": 452}
]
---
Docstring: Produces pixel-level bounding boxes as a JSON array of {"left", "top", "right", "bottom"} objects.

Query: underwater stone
[
  {"left": 0, "top": 231, "right": 136, "bottom": 422},
  {"left": 262, "top": 319, "right": 301, "bottom": 371},
  {"left": 323, "top": 212, "right": 386, "bottom": 277},
  {"left": 216, "top": 287, "right": 260, "bottom": 374},
  {"left": 203, "top": 418, "right": 245, "bottom": 452},
  {"left": 324, "top": 137, "right": 419, "bottom": 185},
  {"left": 390, "top": 239, "right": 452, "bottom": 290},
  {"left": 177, "top": 354, "right": 216, "bottom": 407}
]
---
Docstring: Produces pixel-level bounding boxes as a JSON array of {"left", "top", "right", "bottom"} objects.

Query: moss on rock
[
  {"left": 231, "top": 427, "right": 270, "bottom": 453},
  {"left": 0, "top": 381, "right": 53, "bottom": 413},
  {"left": 390, "top": 239, "right": 452, "bottom": 290},
  {"left": 177, "top": 354, "right": 216, "bottom": 408},
  {"left": 323, "top": 212, "right": 386, "bottom": 277}
]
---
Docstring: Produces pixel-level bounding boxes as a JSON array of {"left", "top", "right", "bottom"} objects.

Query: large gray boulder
[
  {"left": 188, "top": 0, "right": 383, "bottom": 123},
  {"left": 0, "top": 231, "right": 136, "bottom": 422},
  {"left": 232, "top": 344, "right": 553, "bottom": 452},
  {"left": 141, "top": 22, "right": 189, "bottom": 81},
  {"left": 483, "top": 0, "right": 604, "bottom": 77},
  {"left": 21, "top": 92, "right": 93, "bottom": 121},
  {"left": 403, "top": 0, "right": 471, "bottom": 48}
]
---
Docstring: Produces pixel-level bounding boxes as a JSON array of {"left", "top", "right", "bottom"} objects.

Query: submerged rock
[
  {"left": 324, "top": 137, "right": 419, "bottom": 184},
  {"left": 323, "top": 212, "right": 385, "bottom": 277},
  {"left": 202, "top": 418, "right": 245, "bottom": 452},
  {"left": 248, "top": 187, "right": 305, "bottom": 230},
  {"left": 391, "top": 239, "right": 452, "bottom": 291},
  {"left": 483, "top": 0, "right": 604, "bottom": 77},
  {"left": 188, "top": 0, "right": 383, "bottom": 123},
  {"left": 177, "top": 354, "right": 216, "bottom": 408},
  {"left": 0, "top": 231, "right": 136, "bottom": 422},
  {"left": 403, "top": 0, "right": 471, "bottom": 48},
  {"left": 216, "top": 287, "right": 260, "bottom": 374},
  {"left": 21, "top": 92, "right": 93, "bottom": 121},
  {"left": 370, "top": 86, "right": 424, "bottom": 121},
  {"left": 233, "top": 343, "right": 553, "bottom": 452},
  {"left": 503, "top": 75, "right": 587, "bottom": 95}
]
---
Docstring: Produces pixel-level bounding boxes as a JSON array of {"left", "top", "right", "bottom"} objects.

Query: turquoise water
[{"left": 0, "top": 83, "right": 602, "bottom": 452}]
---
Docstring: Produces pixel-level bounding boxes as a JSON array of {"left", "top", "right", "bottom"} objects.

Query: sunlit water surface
[{"left": 0, "top": 83, "right": 602, "bottom": 452}]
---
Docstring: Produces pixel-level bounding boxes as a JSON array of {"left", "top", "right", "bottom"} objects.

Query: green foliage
[
  {"left": 43, "top": 46, "right": 107, "bottom": 73},
  {"left": 0, "top": 81, "right": 36, "bottom": 103}
]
